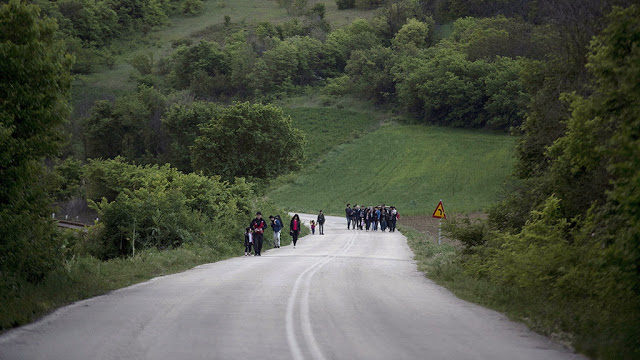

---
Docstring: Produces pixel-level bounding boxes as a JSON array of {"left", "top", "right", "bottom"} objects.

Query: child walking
[
  {"left": 244, "top": 227, "right": 253, "bottom": 256},
  {"left": 310, "top": 220, "right": 316, "bottom": 235}
]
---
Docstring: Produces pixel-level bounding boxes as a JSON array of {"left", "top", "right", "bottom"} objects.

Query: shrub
[{"left": 336, "top": 0, "right": 355, "bottom": 10}]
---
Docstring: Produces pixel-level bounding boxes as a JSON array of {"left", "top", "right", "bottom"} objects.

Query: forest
[{"left": 1, "top": 0, "right": 639, "bottom": 357}]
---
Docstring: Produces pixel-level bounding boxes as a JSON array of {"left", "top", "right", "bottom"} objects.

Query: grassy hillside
[
  {"left": 284, "top": 106, "right": 382, "bottom": 165},
  {"left": 270, "top": 124, "right": 515, "bottom": 215},
  {"left": 71, "top": 1, "right": 376, "bottom": 116}
]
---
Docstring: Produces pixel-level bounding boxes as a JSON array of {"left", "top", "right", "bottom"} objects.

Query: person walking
[
  {"left": 365, "top": 207, "right": 372, "bottom": 231},
  {"left": 290, "top": 214, "right": 301, "bottom": 248},
  {"left": 244, "top": 227, "right": 253, "bottom": 256},
  {"left": 250, "top": 211, "right": 267, "bottom": 256},
  {"left": 374, "top": 206, "right": 381, "bottom": 231},
  {"left": 380, "top": 207, "right": 388, "bottom": 232},
  {"left": 345, "top": 204, "right": 353, "bottom": 229},
  {"left": 358, "top": 205, "right": 365, "bottom": 230},
  {"left": 269, "top": 215, "right": 282, "bottom": 248},
  {"left": 310, "top": 220, "right": 316, "bottom": 235},
  {"left": 317, "top": 210, "right": 325, "bottom": 235},
  {"left": 389, "top": 206, "right": 398, "bottom": 232}
]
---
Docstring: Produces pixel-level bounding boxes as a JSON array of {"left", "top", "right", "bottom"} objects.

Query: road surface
[{"left": 0, "top": 214, "right": 585, "bottom": 360}]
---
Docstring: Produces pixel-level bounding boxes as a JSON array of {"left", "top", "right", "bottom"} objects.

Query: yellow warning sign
[{"left": 432, "top": 200, "right": 446, "bottom": 219}]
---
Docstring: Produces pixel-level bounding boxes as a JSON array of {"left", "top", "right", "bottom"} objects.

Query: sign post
[{"left": 432, "top": 200, "right": 446, "bottom": 245}]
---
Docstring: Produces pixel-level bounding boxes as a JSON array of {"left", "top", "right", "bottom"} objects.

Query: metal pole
[{"left": 438, "top": 218, "right": 442, "bottom": 245}]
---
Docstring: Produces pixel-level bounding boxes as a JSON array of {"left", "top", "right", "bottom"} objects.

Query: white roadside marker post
[{"left": 432, "top": 199, "right": 446, "bottom": 246}]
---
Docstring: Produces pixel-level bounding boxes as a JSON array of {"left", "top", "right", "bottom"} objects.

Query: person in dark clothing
[
  {"left": 365, "top": 208, "right": 373, "bottom": 231},
  {"left": 389, "top": 206, "right": 398, "bottom": 232},
  {"left": 358, "top": 206, "right": 365, "bottom": 229},
  {"left": 317, "top": 210, "right": 325, "bottom": 235},
  {"left": 290, "top": 214, "right": 302, "bottom": 248},
  {"left": 250, "top": 212, "right": 267, "bottom": 256},
  {"left": 380, "top": 208, "right": 388, "bottom": 232},
  {"left": 345, "top": 204, "right": 353, "bottom": 229}
]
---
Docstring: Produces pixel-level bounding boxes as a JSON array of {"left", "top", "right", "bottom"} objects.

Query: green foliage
[
  {"left": 83, "top": 85, "right": 166, "bottom": 162},
  {"left": 0, "top": 0, "right": 73, "bottom": 282},
  {"left": 181, "top": 0, "right": 204, "bottom": 15},
  {"left": 450, "top": 16, "right": 555, "bottom": 61},
  {"left": 49, "top": 157, "right": 85, "bottom": 202},
  {"left": 345, "top": 46, "right": 396, "bottom": 103},
  {"left": 335, "top": 0, "right": 355, "bottom": 10},
  {"left": 161, "top": 101, "right": 222, "bottom": 172},
  {"left": 324, "top": 19, "right": 382, "bottom": 71},
  {"left": 455, "top": 7, "right": 640, "bottom": 357},
  {"left": 128, "top": 52, "right": 154, "bottom": 75},
  {"left": 443, "top": 217, "right": 489, "bottom": 251},
  {"left": 168, "top": 41, "right": 230, "bottom": 96},
  {"left": 392, "top": 17, "right": 434, "bottom": 51},
  {"left": 84, "top": 158, "right": 253, "bottom": 258},
  {"left": 394, "top": 47, "right": 527, "bottom": 130},
  {"left": 192, "top": 102, "right": 305, "bottom": 180}
]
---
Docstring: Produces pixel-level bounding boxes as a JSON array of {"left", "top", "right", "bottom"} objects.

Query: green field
[
  {"left": 270, "top": 124, "right": 516, "bottom": 215},
  {"left": 284, "top": 106, "right": 382, "bottom": 165}
]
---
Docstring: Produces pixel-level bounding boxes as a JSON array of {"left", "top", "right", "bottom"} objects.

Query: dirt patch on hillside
[{"left": 399, "top": 213, "right": 487, "bottom": 246}]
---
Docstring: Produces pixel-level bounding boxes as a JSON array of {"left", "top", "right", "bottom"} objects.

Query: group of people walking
[
  {"left": 244, "top": 211, "right": 327, "bottom": 256},
  {"left": 243, "top": 205, "right": 397, "bottom": 257},
  {"left": 345, "top": 204, "right": 399, "bottom": 232}
]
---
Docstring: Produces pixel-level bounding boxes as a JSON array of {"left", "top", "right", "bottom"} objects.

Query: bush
[
  {"left": 336, "top": 0, "right": 355, "bottom": 10},
  {"left": 192, "top": 102, "right": 305, "bottom": 180},
  {"left": 84, "top": 158, "right": 253, "bottom": 259}
]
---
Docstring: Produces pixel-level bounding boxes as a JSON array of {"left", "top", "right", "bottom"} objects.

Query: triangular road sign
[{"left": 432, "top": 200, "right": 446, "bottom": 219}]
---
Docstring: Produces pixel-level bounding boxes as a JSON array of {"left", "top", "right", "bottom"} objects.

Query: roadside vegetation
[{"left": 1, "top": 0, "right": 639, "bottom": 357}]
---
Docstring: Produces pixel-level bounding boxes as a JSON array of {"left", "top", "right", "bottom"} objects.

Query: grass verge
[{"left": 402, "top": 224, "right": 639, "bottom": 359}]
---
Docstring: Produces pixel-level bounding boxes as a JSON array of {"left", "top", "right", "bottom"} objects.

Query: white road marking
[{"left": 286, "top": 230, "right": 357, "bottom": 360}]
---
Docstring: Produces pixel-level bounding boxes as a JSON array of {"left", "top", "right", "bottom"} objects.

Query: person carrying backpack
[
  {"left": 269, "top": 215, "right": 283, "bottom": 248},
  {"left": 250, "top": 212, "right": 267, "bottom": 256}
]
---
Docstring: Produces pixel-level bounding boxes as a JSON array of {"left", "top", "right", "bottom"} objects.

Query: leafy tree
[
  {"left": 0, "top": 0, "right": 73, "bottom": 281},
  {"left": 169, "top": 41, "right": 229, "bottom": 92},
  {"left": 84, "top": 85, "right": 166, "bottom": 163},
  {"left": 335, "top": 0, "right": 355, "bottom": 10},
  {"left": 192, "top": 102, "right": 305, "bottom": 180},
  {"left": 391, "top": 18, "right": 435, "bottom": 51},
  {"left": 370, "top": 0, "right": 433, "bottom": 41},
  {"left": 324, "top": 19, "right": 382, "bottom": 72},
  {"left": 345, "top": 46, "right": 396, "bottom": 103},
  {"left": 161, "top": 101, "right": 222, "bottom": 172},
  {"left": 450, "top": 16, "right": 556, "bottom": 61},
  {"left": 181, "top": 0, "right": 203, "bottom": 15}
]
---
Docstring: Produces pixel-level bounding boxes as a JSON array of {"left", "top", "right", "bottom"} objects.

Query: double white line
[{"left": 285, "top": 231, "right": 358, "bottom": 360}]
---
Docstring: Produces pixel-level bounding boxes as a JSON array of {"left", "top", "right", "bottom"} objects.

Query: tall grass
[{"left": 270, "top": 124, "right": 515, "bottom": 215}]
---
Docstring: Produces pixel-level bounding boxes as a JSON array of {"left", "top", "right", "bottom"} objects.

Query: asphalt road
[{"left": 0, "top": 214, "right": 585, "bottom": 360}]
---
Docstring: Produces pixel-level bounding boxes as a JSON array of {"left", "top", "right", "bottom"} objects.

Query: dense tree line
[
  {"left": 446, "top": 4, "right": 639, "bottom": 358},
  {"left": 34, "top": 0, "right": 203, "bottom": 73},
  {"left": 1, "top": 0, "right": 72, "bottom": 283}
]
